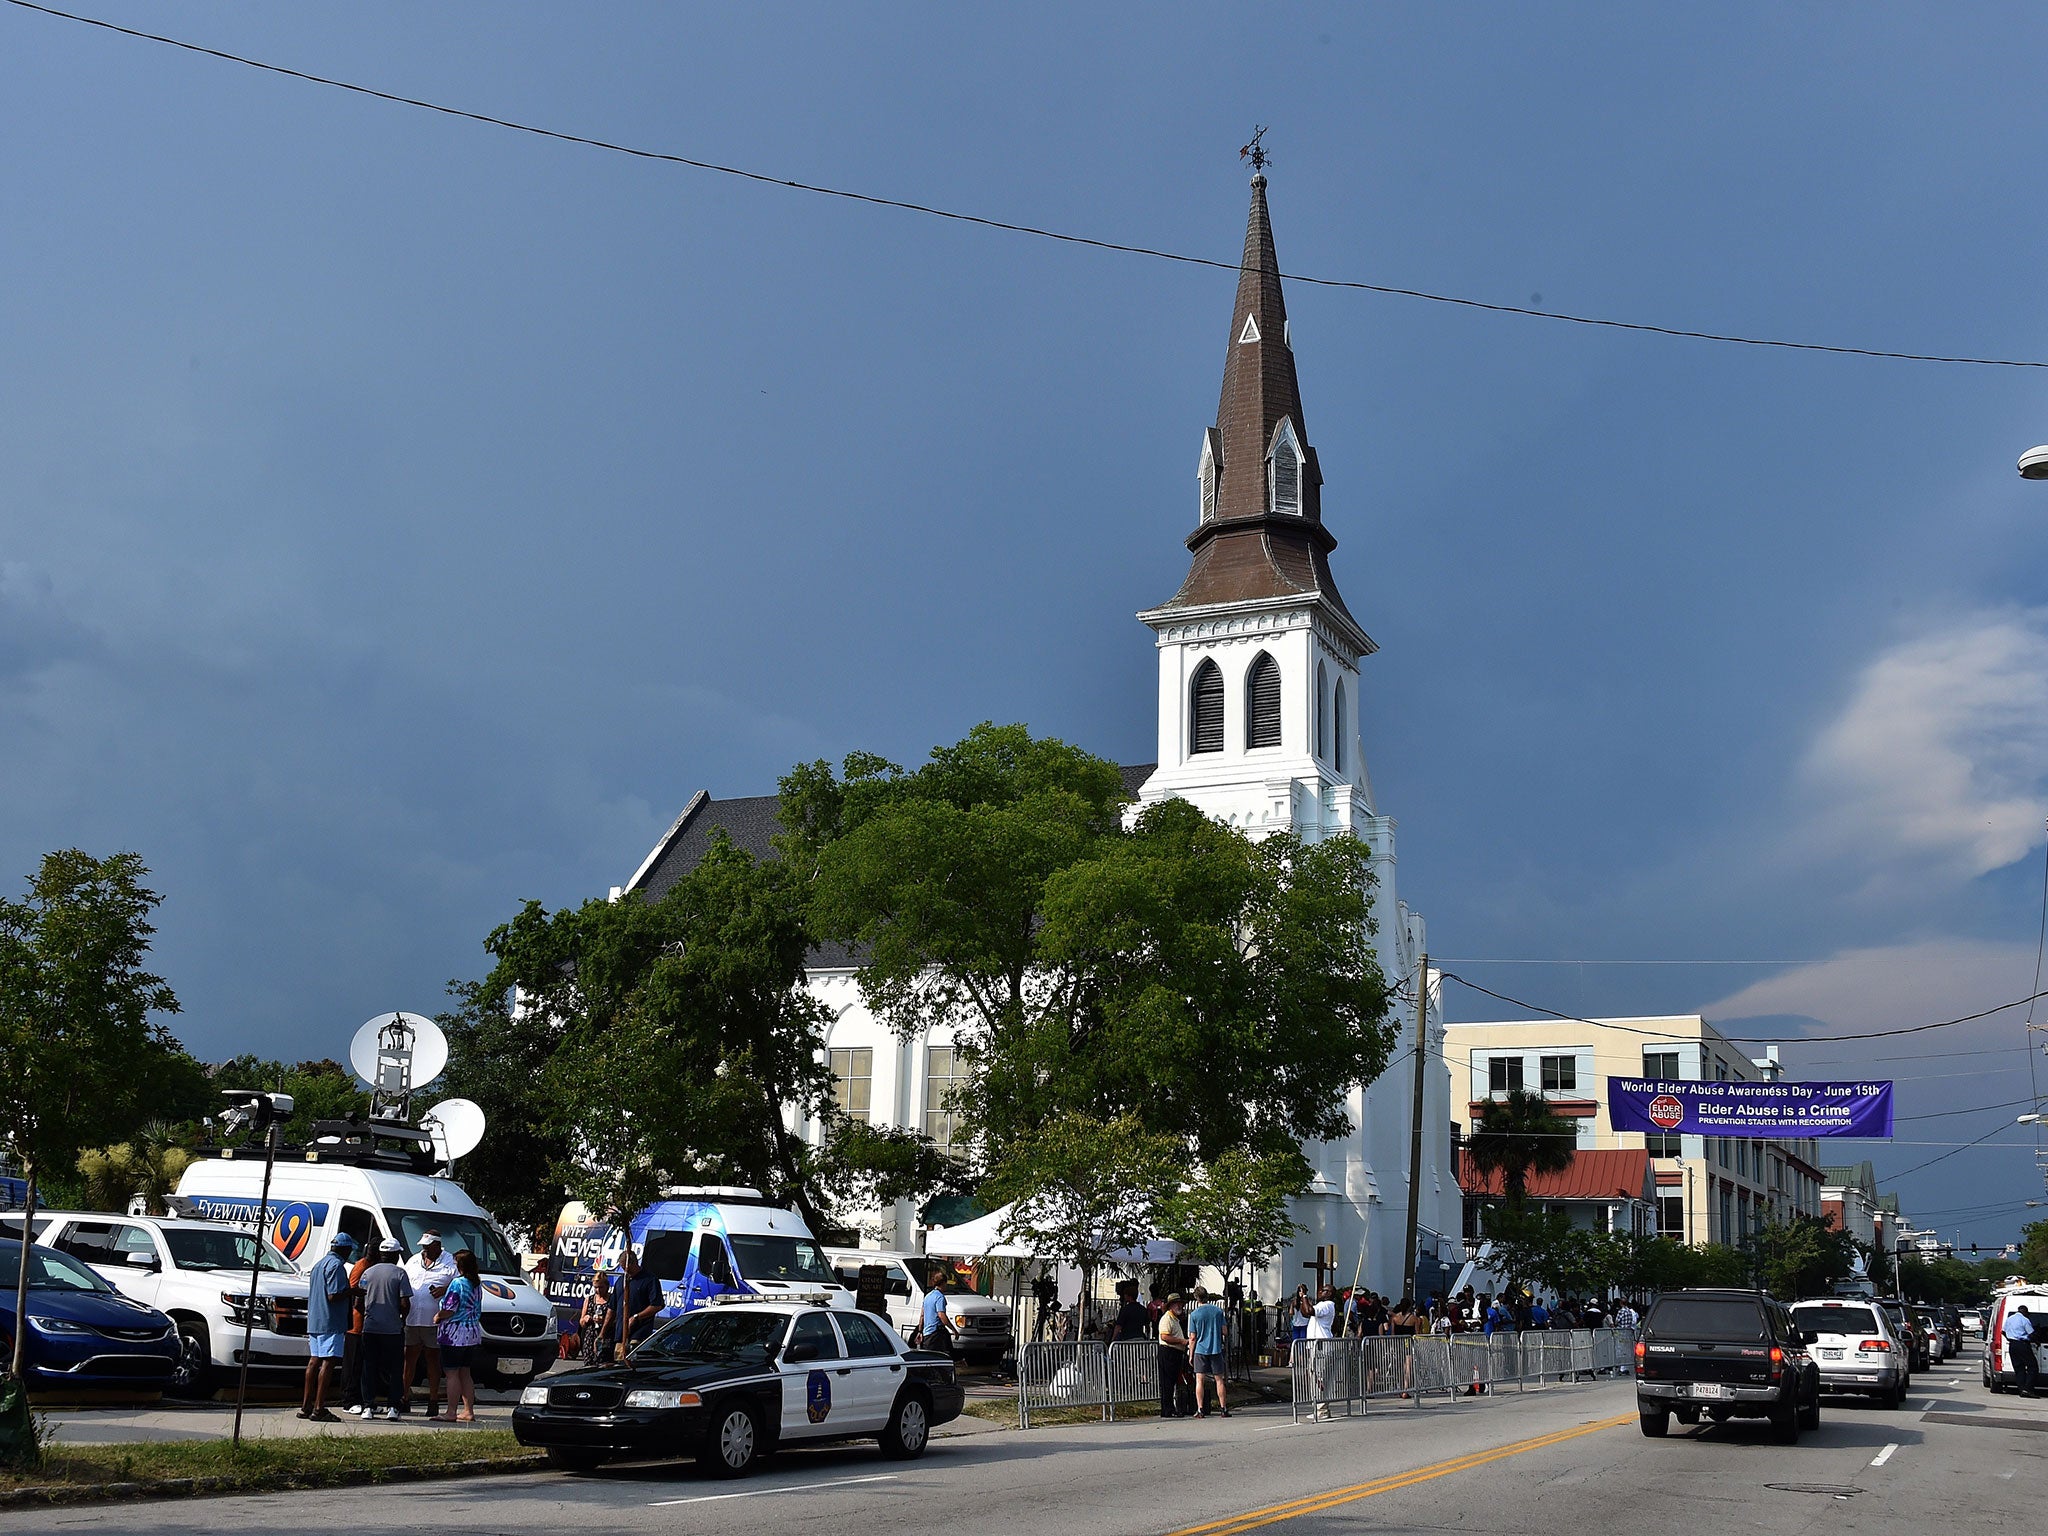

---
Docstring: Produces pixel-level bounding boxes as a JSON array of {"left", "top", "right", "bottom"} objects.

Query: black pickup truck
[{"left": 1634, "top": 1288, "right": 1821, "bottom": 1441}]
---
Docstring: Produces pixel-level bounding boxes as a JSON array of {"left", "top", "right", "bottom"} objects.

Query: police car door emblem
[{"left": 806, "top": 1369, "right": 832, "bottom": 1423}]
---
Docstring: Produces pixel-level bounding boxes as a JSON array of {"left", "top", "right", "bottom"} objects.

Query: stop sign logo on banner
[{"left": 1648, "top": 1094, "right": 1685, "bottom": 1130}]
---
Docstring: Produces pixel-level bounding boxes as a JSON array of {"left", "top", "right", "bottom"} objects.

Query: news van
[
  {"left": 546, "top": 1188, "right": 851, "bottom": 1323},
  {"left": 174, "top": 1154, "right": 557, "bottom": 1389}
]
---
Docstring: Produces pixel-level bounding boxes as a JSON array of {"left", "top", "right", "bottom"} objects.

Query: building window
[
  {"left": 1645, "top": 1131, "right": 1681, "bottom": 1158},
  {"left": 1268, "top": 420, "right": 1302, "bottom": 515},
  {"left": 1643, "top": 1049, "right": 1680, "bottom": 1081},
  {"left": 829, "top": 1047, "right": 872, "bottom": 1123},
  {"left": 1189, "top": 660, "right": 1224, "bottom": 755},
  {"left": 1246, "top": 652, "right": 1281, "bottom": 749},
  {"left": 1487, "top": 1056, "right": 1524, "bottom": 1093},
  {"left": 1316, "top": 661, "right": 1329, "bottom": 759},
  {"left": 1333, "top": 681, "right": 1346, "bottom": 772},
  {"left": 1658, "top": 1196, "right": 1684, "bottom": 1238},
  {"left": 924, "top": 1044, "right": 968, "bottom": 1156},
  {"left": 1540, "top": 1055, "right": 1576, "bottom": 1092},
  {"left": 1200, "top": 449, "right": 1217, "bottom": 522}
]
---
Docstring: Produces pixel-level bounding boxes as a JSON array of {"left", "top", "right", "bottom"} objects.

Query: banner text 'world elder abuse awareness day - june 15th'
[{"left": 1607, "top": 1079, "right": 1893, "bottom": 1138}]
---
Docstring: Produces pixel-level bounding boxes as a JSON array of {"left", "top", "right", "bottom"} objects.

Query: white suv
[
  {"left": 28, "top": 1212, "right": 312, "bottom": 1398},
  {"left": 824, "top": 1248, "right": 1013, "bottom": 1366}
]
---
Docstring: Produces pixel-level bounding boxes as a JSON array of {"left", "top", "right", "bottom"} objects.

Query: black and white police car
[{"left": 513, "top": 1294, "right": 965, "bottom": 1476}]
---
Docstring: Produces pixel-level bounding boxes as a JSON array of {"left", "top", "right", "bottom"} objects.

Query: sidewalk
[{"left": 42, "top": 1399, "right": 515, "bottom": 1446}]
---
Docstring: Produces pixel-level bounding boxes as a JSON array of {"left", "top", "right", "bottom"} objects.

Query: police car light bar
[{"left": 705, "top": 1291, "right": 840, "bottom": 1307}]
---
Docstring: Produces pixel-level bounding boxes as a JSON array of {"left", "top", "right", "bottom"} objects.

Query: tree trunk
[{"left": 9, "top": 1163, "right": 34, "bottom": 1381}]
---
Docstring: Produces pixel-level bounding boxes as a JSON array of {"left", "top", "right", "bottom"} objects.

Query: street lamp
[
  {"left": 2021, "top": 445, "right": 2048, "bottom": 479},
  {"left": 2020, "top": 1113, "right": 2043, "bottom": 1124}
]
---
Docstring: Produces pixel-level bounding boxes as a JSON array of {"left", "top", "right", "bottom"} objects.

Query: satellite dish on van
[
  {"left": 420, "top": 1098, "right": 487, "bottom": 1162},
  {"left": 348, "top": 1012, "right": 448, "bottom": 1093}
]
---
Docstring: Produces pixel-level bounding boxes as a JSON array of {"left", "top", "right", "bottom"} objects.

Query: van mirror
[{"left": 125, "top": 1251, "right": 158, "bottom": 1270}]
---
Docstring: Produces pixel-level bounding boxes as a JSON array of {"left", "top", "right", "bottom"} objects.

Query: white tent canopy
[{"left": 923, "top": 1201, "right": 1181, "bottom": 1266}]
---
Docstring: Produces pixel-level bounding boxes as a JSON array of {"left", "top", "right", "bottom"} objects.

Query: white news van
[{"left": 175, "top": 1155, "right": 557, "bottom": 1389}]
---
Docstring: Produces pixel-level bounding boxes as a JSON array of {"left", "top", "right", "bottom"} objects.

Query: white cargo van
[
  {"left": 825, "top": 1247, "right": 1013, "bottom": 1365},
  {"left": 175, "top": 1155, "right": 557, "bottom": 1389}
]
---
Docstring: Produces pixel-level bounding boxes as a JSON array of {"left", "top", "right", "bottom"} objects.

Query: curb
[{"left": 0, "top": 1452, "right": 548, "bottom": 1508}]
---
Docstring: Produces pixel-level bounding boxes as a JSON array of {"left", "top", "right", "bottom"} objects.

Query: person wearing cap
[
  {"left": 1157, "top": 1294, "right": 1191, "bottom": 1417},
  {"left": 298, "top": 1233, "right": 356, "bottom": 1422},
  {"left": 355, "top": 1238, "right": 414, "bottom": 1420},
  {"left": 400, "top": 1230, "right": 457, "bottom": 1417}
]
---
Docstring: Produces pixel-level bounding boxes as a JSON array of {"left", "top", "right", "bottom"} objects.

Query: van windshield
[
  {"left": 729, "top": 1234, "right": 835, "bottom": 1286},
  {"left": 387, "top": 1210, "right": 518, "bottom": 1276}
]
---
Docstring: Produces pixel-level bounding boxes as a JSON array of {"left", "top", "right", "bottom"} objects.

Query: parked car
[
  {"left": 0, "top": 1237, "right": 180, "bottom": 1395},
  {"left": 1634, "top": 1287, "right": 1821, "bottom": 1441},
  {"left": 1791, "top": 1297, "right": 1908, "bottom": 1407},
  {"left": 1983, "top": 1284, "right": 2048, "bottom": 1394},
  {"left": 824, "top": 1248, "right": 1014, "bottom": 1365},
  {"left": 25, "top": 1211, "right": 311, "bottom": 1398},
  {"left": 1876, "top": 1299, "right": 1930, "bottom": 1371},
  {"left": 1960, "top": 1308, "right": 1985, "bottom": 1338},
  {"left": 1909, "top": 1306, "right": 1950, "bottom": 1363}
]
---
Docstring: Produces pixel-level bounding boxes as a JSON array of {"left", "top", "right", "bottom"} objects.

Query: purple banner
[{"left": 1608, "top": 1078, "right": 1893, "bottom": 1139}]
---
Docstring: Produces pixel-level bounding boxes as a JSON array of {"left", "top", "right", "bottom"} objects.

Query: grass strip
[{"left": 0, "top": 1429, "right": 540, "bottom": 1501}]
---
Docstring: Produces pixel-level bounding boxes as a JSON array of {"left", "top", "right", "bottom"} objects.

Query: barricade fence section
[
  {"left": 1017, "top": 1340, "right": 1161, "bottom": 1428},
  {"left": 1291, "top": 1328, "right": 1637, "bottom": 1421}
]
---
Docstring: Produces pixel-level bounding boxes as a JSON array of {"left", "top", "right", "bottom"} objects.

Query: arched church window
[
  {"left": 1200, "top": 450, "right": 1217, "bottom": 522},
  {"left": 1316, "top": 660, "right": 1329, "bottom": 759},
  {"left": 1246, "top": 652, "right": 1281, "bottom": 749},
  {"left": 1333, "top": 680, "right": 1346, "bottom": 772},
  {"left": 1189, "top": 660, "right": 1224, "bottom": 755},
  {"left": 1268, "top": 420, "right": 1302, "bottom": 516}
]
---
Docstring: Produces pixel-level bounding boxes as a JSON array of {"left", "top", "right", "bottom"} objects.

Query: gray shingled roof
[{"left": 625, "top": 763, "right": 1158, "bottom": 973}]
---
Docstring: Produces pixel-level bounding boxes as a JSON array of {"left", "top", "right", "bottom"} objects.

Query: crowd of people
[{"left": 298, "top": 1228, "right": 487, "bottom": 1424}]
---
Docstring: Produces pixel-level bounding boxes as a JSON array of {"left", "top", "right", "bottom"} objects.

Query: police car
[{"left": 512, "top": 1294, "right": 965, "bottom": 1477}]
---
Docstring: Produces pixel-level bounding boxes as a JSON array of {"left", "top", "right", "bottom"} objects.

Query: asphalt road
[{"left": 9, "top": 1340, "right": 2034, "bottom": 1536}]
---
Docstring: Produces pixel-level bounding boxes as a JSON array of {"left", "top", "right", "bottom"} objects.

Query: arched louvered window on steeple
[
  {"left": 1333, "top": 679, "right": 1347, "bottom": 773},
  {"left": 1268, "top": 420, "right": 1302, "bottom": 516},
  {"left": 1189, "top": 659, "right": 1224, "bottom": 755},
  {"left": 1246, "top": 652, "right": 1281, "bottom": 750},
  {"left": 1315, "top": 660, "right": 1329, "bottom": 759},
  {"left": 1199, "top": 444, "right": 1218, "bottom": 522}
]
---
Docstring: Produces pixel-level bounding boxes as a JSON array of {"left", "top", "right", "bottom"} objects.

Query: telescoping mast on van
[{"left": 172, "top": 1012, "right": 559, "bottom": 1390}]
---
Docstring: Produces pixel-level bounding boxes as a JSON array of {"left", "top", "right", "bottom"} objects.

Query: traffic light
[{"left": 1973, "top": 1243, "right": 1981, "bottom": 1255}]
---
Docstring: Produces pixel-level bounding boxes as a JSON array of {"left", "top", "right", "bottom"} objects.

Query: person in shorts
[
  {"left": 401, "top": 1230, "right": 457, "bottom": 1417},
  {"left": 298, "top": 1232, "right": 356, "bottom": 1422},
  {"left": 436, "top": 1247, "right": 485, "bottom": 1422},
  {"left": 1188, "top": 1287, "right": 1231, "bottom": 1418}
]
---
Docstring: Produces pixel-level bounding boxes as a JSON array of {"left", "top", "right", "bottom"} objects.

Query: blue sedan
[{"left": 1, "top": 1238, "right": 179, "bottom": 1394}]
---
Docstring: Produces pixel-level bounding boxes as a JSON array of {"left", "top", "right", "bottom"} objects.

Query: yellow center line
[{"left": 1162, "top": 1412, "right": 1636, "bottom": 1536}]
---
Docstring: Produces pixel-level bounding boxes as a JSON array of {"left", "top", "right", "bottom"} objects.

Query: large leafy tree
[
  {"left": 1749, "top": 1212, "right": 1855, "bottom": 1300},
  {"left": 0, "top": 851, "right": 181, "bottom": 1379},
  {"left": 794, "top": 723, "right": 1399, "bottom": 1181},
  {"left": 1465, "top": 1089, "right": 1578, "bottom": 1209},
  {"left": 1156, "top": 1148, "right": 1309, "bottom": 1281},
  {"left": 987, "top": 1112, "right": 1181, "bottom": 1292}
]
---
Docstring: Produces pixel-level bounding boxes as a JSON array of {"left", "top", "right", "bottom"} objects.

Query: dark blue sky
[{"left": 5, "top": 3, "right": 2047, "bottom": 1244}]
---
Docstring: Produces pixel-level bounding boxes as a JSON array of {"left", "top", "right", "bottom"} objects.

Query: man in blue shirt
[
  {"left": 1188, "top": 1287, "right": 1231, "bottom": 1418},
  {"left": 299, "top": 1233, "right": 356, "bottom": 1423},
  {"left": 919, "top": 1271, "right": 952, "bottom": 1355},
  {"left": 2006, "top": 1304, "right": 2038, "bottom": 1396}
]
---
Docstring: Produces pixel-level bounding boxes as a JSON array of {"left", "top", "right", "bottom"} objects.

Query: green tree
[
  {"left": 2015, "top": 1220, "right": 2048, "bottom": 1285},
  {"left": 812, "top": 1118, "right": 968, "bottom": 1242},
  {"left": 1749, "top": 1213, "right": 1855, "bottom": 1300},
  {"left": 1156, "top": 1148, "right": 1310, "bottom": 1281},
  {"left": 209, "top": 1057, "right": 371, "bottom": 1146},
  {"left": 796, "top": 724, "right": 1398, "bottom": 1170},
  {"left": 432, "top": 978, "right": 575, "bottom": 1236},
  {"left": 987, "top": 1112, "right": 1180, "bottom": 1294},
  {"left": 0, "top": 850, "right": 180, "bottom": 1380},
  {"left": 1465, "top": 1090, "right": 1577, "bottom": 1209},
  {"left": 76, "top": 1133, "right": 193, "bottom": 1215}
]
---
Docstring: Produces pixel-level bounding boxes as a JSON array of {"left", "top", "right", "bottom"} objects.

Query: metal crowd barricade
[
  {"left": 1291, "top": 1327, "right": 1639, "bottom": 1421},
  {"left": 1017, "top": 1339, "right": 1160, "bottom": 1428}
]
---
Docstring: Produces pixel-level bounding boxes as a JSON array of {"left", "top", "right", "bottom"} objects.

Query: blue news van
[{"left": 545, "top": 1187, "right": 851, "bottom": 1325}]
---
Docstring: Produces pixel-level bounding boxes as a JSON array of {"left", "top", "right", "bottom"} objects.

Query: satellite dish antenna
[
  {"left": 420, "top": 1098, "right": 487, "bottom": 1163},
  {"left": 349, "top": 1011, "right": 448, "bottom": 1122}
]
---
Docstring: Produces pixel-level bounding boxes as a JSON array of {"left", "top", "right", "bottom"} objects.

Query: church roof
[
  {"left": 623, "top": 763, "right": 1156, "bottom": 969},
  {"left": 1146, "top": 173, "right": 1371, "bottom": 655}
]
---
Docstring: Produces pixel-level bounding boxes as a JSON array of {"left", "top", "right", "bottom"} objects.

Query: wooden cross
[{"left": 1302, "top": 1244, "right": 1337, "bottom": 1291}]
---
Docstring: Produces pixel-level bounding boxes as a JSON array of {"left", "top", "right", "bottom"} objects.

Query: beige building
[{"left": 1442, "top": 1015, "right": 1824, "bottom": 1248}]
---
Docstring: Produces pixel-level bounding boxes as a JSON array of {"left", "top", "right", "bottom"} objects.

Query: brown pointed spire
[{"left": 1146, "top": 173, "right": 1372, "bottom": 654}]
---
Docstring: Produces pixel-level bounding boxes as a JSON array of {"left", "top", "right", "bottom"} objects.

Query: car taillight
[
  {"left": 1859, "top": 1339, "right": 1890, "bottom": 1352},
  {"left": 1634, "top": 1341, "right": 1646, "bottom": 1359},
  {"left": 1769, "top": 1346, "right": 1784, "bottom": 1370}
]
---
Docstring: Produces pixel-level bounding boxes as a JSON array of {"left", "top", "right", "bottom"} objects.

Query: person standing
[
  {"left": 356, "top": 1238, "right": 413, "bottom": 1420},
  {"left": 917, "top": 1268, "right": 952, "bottom": 1354},
  {"left": 1110, "top": 1280, "right": 1151, "bottom": 1347},
  {"left": 1157, "top": 1293, "right": 1191, "bottom": 1417},
  {"left": 401, "top": 1230, "right": 457, "bottom": 1417},
  {"left": 2006, "top": 1304, "right": 2039, "bottom": 1396},
  {"left": 611, "top": 1248, "right": 663, "bottom": 1358},
  {"left": 298, "top": 1233, "right": 356, "bottom": 1422},
  {"left": 436, "top": 1247, "right": 485, "bottom": 1423},
  {"left": 1189, "top": 1287, "right": 1231, "bottom": 1418},
  {"left": 341, "top": 1240, "right": 377, "bottom": 1409},
  {"left": 1614, "top": 1299, "right": 1640, "bottom": 1332}
]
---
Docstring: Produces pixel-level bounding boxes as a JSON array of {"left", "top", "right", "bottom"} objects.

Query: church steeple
[{"left": 1150, "top": 172, "right": 1371, "bottom": 655}]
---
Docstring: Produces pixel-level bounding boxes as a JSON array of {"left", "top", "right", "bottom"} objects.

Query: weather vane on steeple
[{"left": 1239, "top": 125, "right": 1270, "bottom": 174}]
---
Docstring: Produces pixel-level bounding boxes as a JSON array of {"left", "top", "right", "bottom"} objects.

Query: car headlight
[
  {"left": 519, "top": 1384, "right": 549, "bottom": 1405},
  {"left": 623, "top": 1389, "right": 702, "bottom": 1409},
  {"left": 26, "top": 1315, "right": 91, "bottom": 1334}
]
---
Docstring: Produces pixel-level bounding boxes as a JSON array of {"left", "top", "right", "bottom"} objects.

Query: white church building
[{"left": 614, "top": 172, "right": 1460, "bottom": 1305}]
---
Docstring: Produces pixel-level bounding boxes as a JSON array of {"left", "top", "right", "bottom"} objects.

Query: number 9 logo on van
[{"left": 271, "top": 1203, "right": 316, "bottom": 1263}]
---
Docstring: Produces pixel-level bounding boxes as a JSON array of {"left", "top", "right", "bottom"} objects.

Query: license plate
[
  {"left": 496, "top": 1356, "right": 533, "bottom": 1375},
  {"left": 1690, "top": 1382, "right": 1728, "bottom": 1400},
  {"left": 1821, "top": 1349, "right": 1843, "bottom": 1360}
]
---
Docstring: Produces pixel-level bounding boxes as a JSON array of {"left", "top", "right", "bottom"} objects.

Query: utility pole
[{"left": 1402, "top": 953, "right": 1429, "bottom": 1303}]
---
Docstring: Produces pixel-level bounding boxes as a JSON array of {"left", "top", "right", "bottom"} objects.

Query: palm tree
[{"left": 1466, "top": 1089, "right": 1577, "bottom": 1209}]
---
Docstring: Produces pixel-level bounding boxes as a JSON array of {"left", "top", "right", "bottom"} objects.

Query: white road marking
[
  {"left": 1869, "top": 1443, "right": 1898, "bottom": 1467},
  {"left": 650, "top": 1473, "right": 899, "bottom": 1506},
  {"left": 1254, "top": 1422, "right": 1301, "bottom": 1432}
]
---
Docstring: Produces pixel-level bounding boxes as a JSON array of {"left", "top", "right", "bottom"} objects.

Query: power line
[
  {"left": 9, "top": 0, "right": 2048, "bottom": 373},
  {"left": 1882, "top": 1120, "right": 2022, "bottom": 1181}
]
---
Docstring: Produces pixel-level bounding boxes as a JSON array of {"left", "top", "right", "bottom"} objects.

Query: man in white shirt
[
  {"left": 2005, "top": 1304, "right": 2038, "bottom": 1397},
  {"left": 1307, "top": 1286, "right": 1338, "bottom": 1420},
  {"left": 400, "top": 1231, "right": 458, "bottom": 1418}
]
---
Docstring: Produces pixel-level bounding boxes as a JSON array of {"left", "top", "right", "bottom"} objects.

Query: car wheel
[
  {"left": 1675, "top": 1406, "right": 1700, "bottom": 1426},
  {"left": 168, "top": 1321, "right": 214, "bottom": 1399},
  {"left": 545, "top": 1448, "right": 606, "bottom": 1473},
  {"left": 700, "top": 1403, "right": 765, "bottom": 1477},
  {"left": 881, "top": 1389, "right": 932, "bottom": 1459},
  {"left": 1638, "top": 1408, "right": 1670, "bottom": 1437}
]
